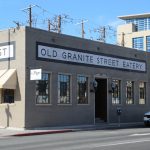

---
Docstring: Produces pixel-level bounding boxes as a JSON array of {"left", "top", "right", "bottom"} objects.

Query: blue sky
[{"left": 0, "top": 0, "right": 150, "bottom": 43}]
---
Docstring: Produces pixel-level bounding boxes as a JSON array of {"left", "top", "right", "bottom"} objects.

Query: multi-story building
[{"left": 117, "top": 13, "right": 150, "bottom": 52}]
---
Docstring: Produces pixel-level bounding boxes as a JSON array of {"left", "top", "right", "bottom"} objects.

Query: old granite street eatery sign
[{"left": 37, "top": 44, "right": 146, "bottom": 72}]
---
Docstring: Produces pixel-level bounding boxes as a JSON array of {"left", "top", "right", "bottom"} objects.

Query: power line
[{"left": 19, "top": 5, "right": 117, "bottom": 44}]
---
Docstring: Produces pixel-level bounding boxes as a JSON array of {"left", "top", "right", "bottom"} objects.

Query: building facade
[
  {"left": 0, "top": 26, "right": 149, "bottom": 128},
  {"left": 117, "top": 13, "right": 150, "bottom": 51}
]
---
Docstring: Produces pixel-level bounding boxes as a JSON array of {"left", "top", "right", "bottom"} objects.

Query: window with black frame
[
  {"left": 58, "top": 74, "right": 70, "bottom": 104},
  {"left": 112, "top": 80, "right": 121, "bottom": 104},
  {"left": 126, "top": 81, "right": 134, "bottom": 104},
  {"left": 139, "top": 82, "right": 146, "bottom": 104},
  {"left": 36, "top": 73, "right": 50, "bottom": 104},
  {"left": 77, "top": 75, "right": 88, "bottom": 104}
]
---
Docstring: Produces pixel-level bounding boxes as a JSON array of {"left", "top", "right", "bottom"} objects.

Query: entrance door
[{"left": 95, "top": 78, "right": 107, "bottom": 122}]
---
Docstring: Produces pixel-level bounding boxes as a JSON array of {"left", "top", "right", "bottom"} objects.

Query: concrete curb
[{"left": 12, "top": 129, "right": 73, "bottom": 136}]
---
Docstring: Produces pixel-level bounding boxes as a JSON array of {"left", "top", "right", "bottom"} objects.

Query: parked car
[{"left": 144, "top": 111, "right": 150, "bottom": 126}]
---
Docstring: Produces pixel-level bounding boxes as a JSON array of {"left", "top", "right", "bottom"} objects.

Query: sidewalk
[
  {"left": 0, "top": 124, "right": 106, "bottom": 137},
  {"left": 0, "top": 123, "right": 144, "bottom": 137}
]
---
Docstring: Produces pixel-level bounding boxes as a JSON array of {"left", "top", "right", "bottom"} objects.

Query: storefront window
[
  {"left": 77, "top": 75, "right": 88, "bottom": 104},
  {"left": 36, "top": 73, "right": 50, "bottom": 104},
  {"left": 112, "top": 80, "right": 121, "bottom": 104},
  {"left": 58, "top": 74, "right": 70, "bottom": 104},
  {"left": 139, "top": 82, "right": 146, "bottom": 104},
  {"left": 1, "top": 89, "right": 14, "bottom": 103},
  {"left": 126, "top": 81, "right": 134, "bottom": 104}
]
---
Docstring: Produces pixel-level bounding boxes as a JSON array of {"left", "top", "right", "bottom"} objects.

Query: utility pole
[
  {"left": 81, "top": 20, "right": 85, "bottom": 38},
  {"left": 48, "top": 19, "right": 51, "bottom": 31},
  {"left": 93, "top": 26, "right": 107, "bottom": 42},
  {"left": 101, "top": 26, "right": 106, "bottom": 42},
  {"left": 92, "top": 25, "right": 116, "bottom": 43},
  {"left": 47, "top": 18, "right": 57, "bottom": 32},
  {"left": 49, "top": 14, "right": 73, "bottom": 33},
  {"left": 57, "top": 15, "right": 61, "bottom": 33},
  {"left": 121, "top": 32, "right": 125, "bottom": 47},
  {"left": 76, "top": 20, "right": 88, "bottom": 38},
  {"left": 97, "top": 26, "right": 106, "bottom": 42},
  {"left": 21, "top": 4, "right": 36, "bottom": 27},
  {"left": 29, "top": 5, "right": 32, "bottom": 27}
]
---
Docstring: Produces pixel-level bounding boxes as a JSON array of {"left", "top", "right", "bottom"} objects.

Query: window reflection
[
  {"left": 77, "top": 75, "right": 88, "bottom": 104},
  {"left": 58, "top": 74, "right": 70, "bottom": 104},
  {"left": 36, "top": 73, "right": 49, "bottom": 104},
  {"left": 139, "top": 82, "right": 146, "bottom": 104},
  {"left": 126, "top": 81, "right": 134, "bottom": 104},
  {"left": 112, "top": 80, "right": 121, "bottom": 104}
]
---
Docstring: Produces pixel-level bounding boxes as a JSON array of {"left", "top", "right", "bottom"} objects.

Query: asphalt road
[{"left": 1, "top": 127, "right": 150, "bottom": 150}]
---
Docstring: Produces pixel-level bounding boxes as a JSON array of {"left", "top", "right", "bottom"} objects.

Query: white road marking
[
  {"left": 57, "top": 138, "right": 150, "bottom": 150},
  {"left": 96, "top": 139, "right": 150, "bottom": 148},
  {"left": 130, "top": 133, "right": 150, "bottom": 136}
]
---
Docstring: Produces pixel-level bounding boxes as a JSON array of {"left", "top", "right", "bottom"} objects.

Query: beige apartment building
[{"left": 117, "top": 13, "right": 150, "bottom": 52}]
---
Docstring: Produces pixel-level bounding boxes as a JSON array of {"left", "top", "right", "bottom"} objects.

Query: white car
[{"left": 144, "top": 111, "right": 150, "bottom": 126}]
